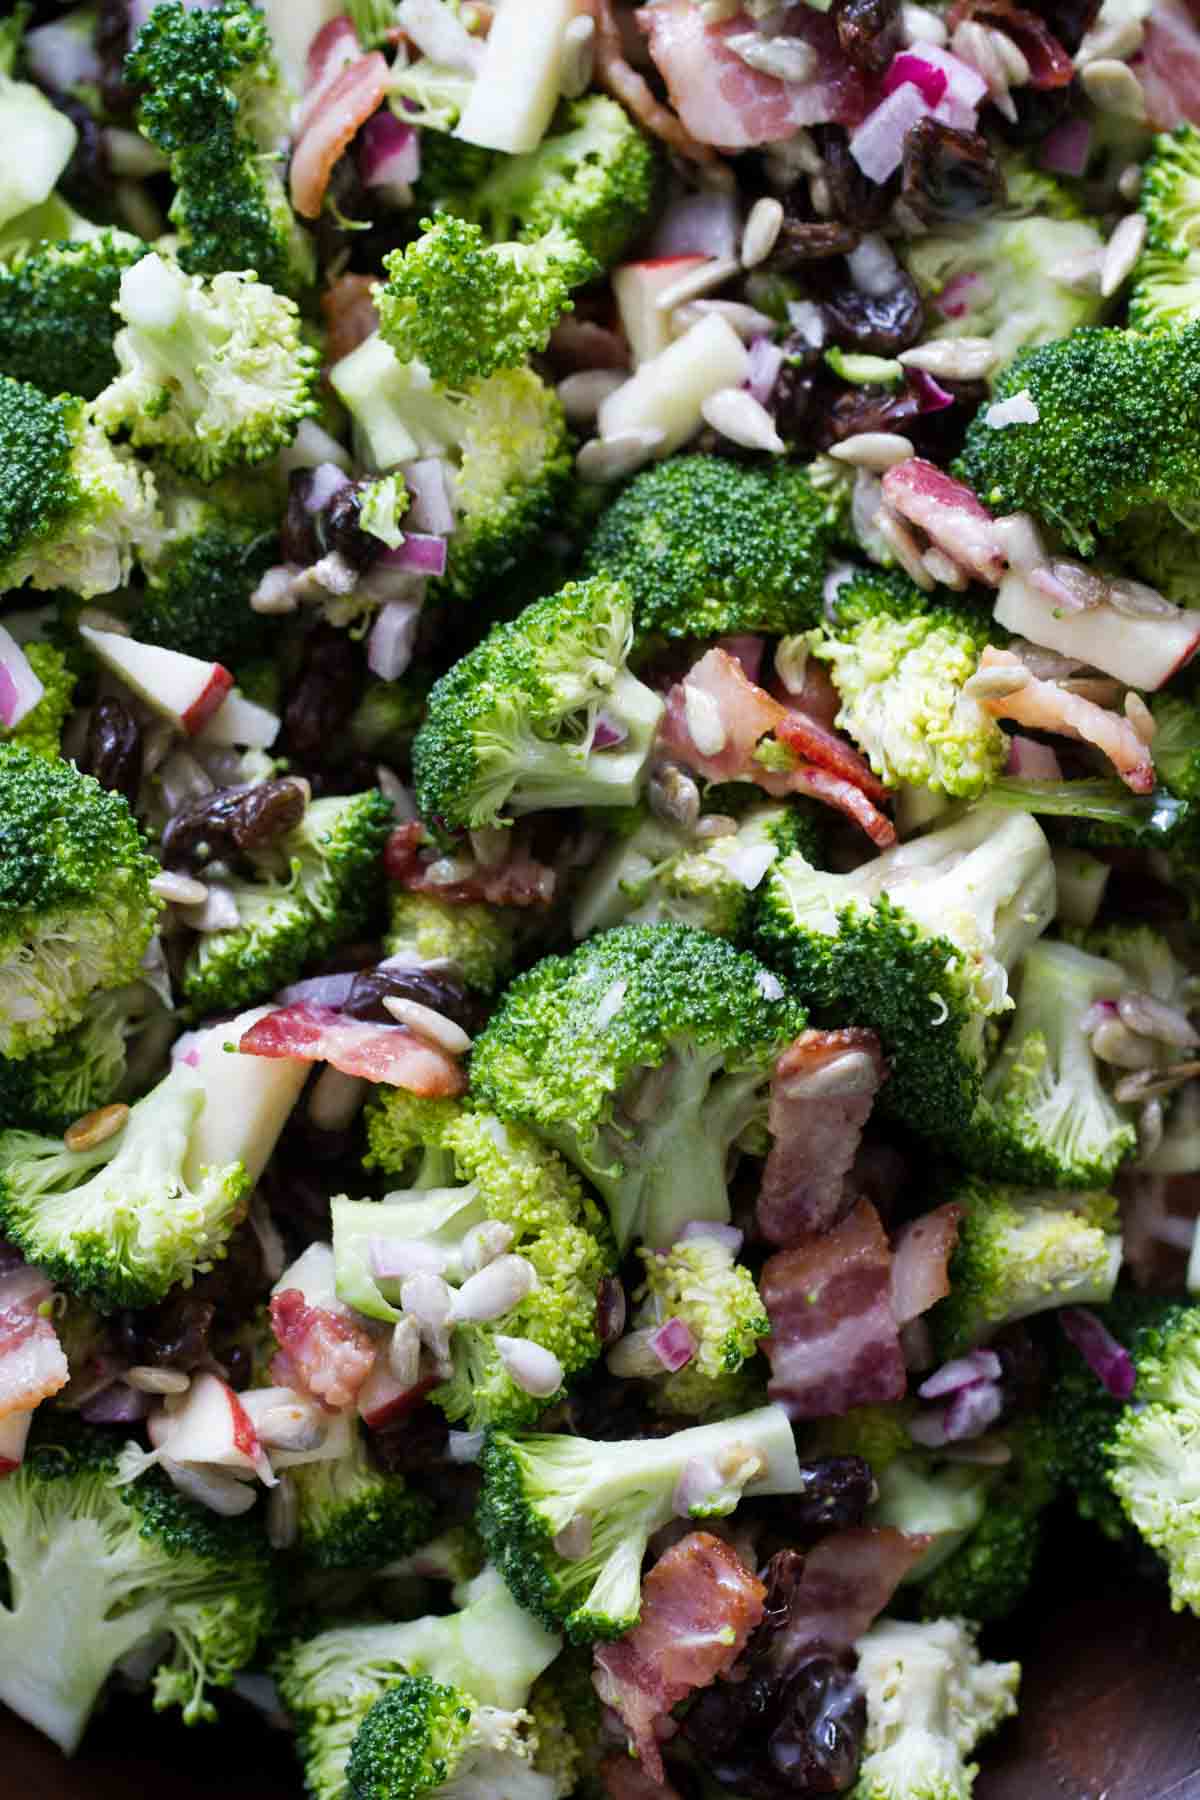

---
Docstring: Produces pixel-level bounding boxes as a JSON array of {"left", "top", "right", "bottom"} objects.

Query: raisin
[
  {"left": 161, "top": 778, "right": 307, "bottom": 868},
  {"left": 815, "top": 127, "right": 897, "bottom": 231},
  {"left": 772, "top": 218, "right": 862, "bottom": 267},
  {"left": 834, "top": 0, "right": 902, "bottom": 71},
  {"left": 901, "top": 118, "right": 1007, "bottom": 223},
  {"left": 345, "top": 963, "right": 480, "bottom": 1033},
  {"left": 83, "top": 697, "right": 143, "bottom": 809},
  {"left": 284, "top": 626, "right": 362, "bottom": 762}
]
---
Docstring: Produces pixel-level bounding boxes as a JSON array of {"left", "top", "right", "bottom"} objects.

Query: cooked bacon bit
[
  {"left": 772, "top": 657, "right": 843, "bottom": 730},
  {"left": 384, "top": 820, "right": 425, "bottom": 879},
  {"left": 761, "top": 1199, "right": 906, "bottom": 1419},
  {"left": 269, "top": 1288, "right": 377, "bottom": 1412},
  {"left": 385, "top": 823, "right": 556, "bottom": 908},
  {"left": 948, "top": 0, "right": 1074, "bottom": 84},
  {"left": 772, "top": 1526, "right": 933, "bottom": 1659},
  {"left": 240, "top": 1002, "right": 468, "bottom": 1096},
  {"left": 759, "top": 762, "right": 898, "bottom": 848},
  {"left": 321, "top": 273, "right": 380, "bottom": 370},
  {"left": 974, "top": 646, "right": 1155, "bottom": 793},
  {"left": 1139, "top": 0, "right": 1200, "bottom": 129},
  {"left": 291, "top": 51, "right": 390, "bottom": 220},
  {"left": 637, "top": 0, "right": 868, "bottom": 150},
  {"left": 600, "top": 1757, "right": 685, "bottom": 1800},
  {"left": 881, "top": 457, "right": 1005, "bottom": 585},
  {"left": 890, "top": 1202, "right": 963, "bottom": 1325},
  {"left": 0, "top": 1263, "right": 68, "bottom": 1421},
  {"left": 584, "top": 0, "right": 717, "bottom": 164},
  {"left": 759, "top": 1030, "right": 888, "bottom": 1246},
  {"left": 661, "top": 647, "right": 786, "bottom": 780},
  {"left": 594, "top": 1533, "right": 766, "bottom": 1786},
  {"left": 775, "top": 709, "right": 891, "bottom": 805}
]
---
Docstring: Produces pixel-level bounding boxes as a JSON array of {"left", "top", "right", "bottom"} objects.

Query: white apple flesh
[
  {"left": 196, "top": 689, "right": 281, "bottom": 749},
  {"left": 79, "top": 624, "right": 233, "bottom": 734},
  {"left": 155, "top": 1372, "right": 268, "bottom": 1479},
  {"left": 183, "top": 1006, "right": 310, "bottom": 1189},
  {"left": 994, "top": 571, "right": 1200, "bottom": 692},
  {"left": 613, "top": 257, "right": 706, "bottom": 366},
  {"left": 598, "top": 312, "right": 750, "bottom": 459}
]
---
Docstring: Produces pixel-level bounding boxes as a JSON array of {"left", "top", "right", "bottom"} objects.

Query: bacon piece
[
  {"left": 638, "top": 0, "right": 868, "bottom": 149},
  {"left": 593, "top": 1533, "right": 766, "bottom": 1785},
  {"left": 385, "top": 823, "right": 556, "bottom": 907},
  {"left": 759, "top": 762, "right": 897, "bottom": 848},
  {"left": 759, "top": 1030, "right": 888, "bottom": 1246},
  {"left": 601, "top": 1757, "right": 684, "bottom": 1800},
  {"left": 761, "top": 1199, "right": 906, "bottom": 1419},
  {"left": 974, "top": 647, "right": 1155, "bottom": 793},
  {"left": 771, "top": 1527, "right": 933, "bottom": 1660},
  {"left": 947, "top": 0, "right": 1074, "bottom": 84},
  {"left": 1135, "top": 0, "right": 1200, "bottom": 127},
  {"left": 775, "top": 709, "right": 891, "bottom": 805},
  {"left": 291, "top": 50, "right": 390, "bottom": 220},
  {"left": 321, "top": 273, "right": 380, "bottom": 370},
  {"left": 270, "top": 1288, "right": 377, "bottom": 1411},
  {"left": 0, "top": 1263, "right": 68, "bottom": 1421},
  {"left": 584, "top": 0, "right": 716, "bottom": 164},
  {"left": 239, "top": 1002, "right": 467, "bottom": 1096},
  {"left": 773, "top": 658, "right": 842, "bottom": 730},
  {"left": 881, "top": 457, "right": 1005, "bottom": 585},
  {"left": 661, "top": 647, "right": 786, "bottom": 780},
  {"left": 717, "top": 634, "right": 766, "bottom": 685},
  {"left": 890, "top": 1203, "right": 963, "bottom": 1325}
]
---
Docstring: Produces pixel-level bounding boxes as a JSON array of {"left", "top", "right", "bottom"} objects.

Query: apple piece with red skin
[
  {"left": 154, "top": 1371, "right": 273, "bottom": 1484},
  {"left": 238, "top": 1384, "right": 360, "bottom": 1471},
  {"left": 0, "top": 1408, "right": 32, "bottom": 1477},
  {"left": 357, "top": 1361, "right": 435, "bottom": 1431},
  {"left": 79, "top": 623, "right": 234, "bottom": 735},
  {"left": 195, "top": 687, "right": 281, "bottom": 750},
  {"left": 184, "top": 1006, "right": 310, "bottom": 1189},
  {"left": 613, "top": 255, "right": 707, "bottom": 365},
  {"left": 994, "top": 570, "right": 1200, "bottom": 692}
]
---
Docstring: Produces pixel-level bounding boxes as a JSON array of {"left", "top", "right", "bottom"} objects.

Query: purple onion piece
[
  {"left": 596, "top": 1276, "right": 626, "bottom": 1346},
  {"left": 677, "top": 1220, "right": 745, "bottom": 1255},
  {"left": 648, "top": 1318, "right": 697, "bottom": 1373},
  {"left": 918, "top": 1348, "right": 1002, "bottom": 1400},
  {"left": 381, "top": 532, "right": 448, "bottom": 577},
  {"left": 592, "top": 713, "right": 627, "bottom": 750},
  {"left": 943, "top": 1379, "right": 1005, "bottom": 1441},
  {"left": 908, "top": 367, "right": 955, "bottom": 413},
  {"left": 1040, "top": 116, "right": 1091, "bottom": 177},
  {"left": 882, "top": 51, "right": 949, "bottom": 106},
  {"left": 402, "top": 458, "right": 455, "bottom": 536},
  {"left": 937, "top": 271, "right": 989, "bottom": 320},
  {"left": 646, "top": 187, "right": 741, "bottom": 261},
  {"left": 358, "top": 110, "right": 421, "bottom": 190},
  {"left": 274, "top": 971, "right": 360, "bottom": 1010},
  {"left": 302, "top": 463, "right": 353, "bottom": 514},
  {"left": 368, "top": 598, "right": 423, "bottom": 682},
  {"left": 81, "top": 1382, "right": 152, "bottom": 1425},
  {"left": 1059, "top": 1307, "right": 1136, "bottom": 1401},
  {"left": 0, "top": 625, "right": 46, "bottom": 730},
  {"left": 746, "top": 336, "right": 785, "bottom": 406}
]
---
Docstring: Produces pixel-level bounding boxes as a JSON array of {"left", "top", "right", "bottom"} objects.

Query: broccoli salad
[{"left": 2, "top": 0, "right": 1200, "bottom": 1795}]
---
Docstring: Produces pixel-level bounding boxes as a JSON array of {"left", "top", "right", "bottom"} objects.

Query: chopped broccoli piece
[
  {"left": 181, "top": 787, "right": 392, "bottom": 1016},
  {"left": 470, "top": 923, "right": 805, "bottom": 1250},
  {"left": 334, "top": 1108, "right": 615, "bottom": 1431},
  {"left": 871, "top": 1456, "right": 993, "bottom": 1581},
  {"left": 125, "top": 0, "right": 315, "bottom": 295},
  {"left": 1130, "top": 125, "right": 1200, "bottom": 331},
  {"left": 95, "top": 252, "right": 319, "bottom": 479},
  {"left": 385, "top": 889, "right": 519, "bottom": 995},
  {"left": 628, "top": 1229, "right": 769, "bottom": 1416},
  {"left": 0, "top": 374, "right": 160, "bottom": 598},
  {"left": 377, "top": 215, "right": 594, "bottom": 388},
  {"left": 809, "top": 566, "right": 1008, "bottom": 799},
  {"left": 0, "top": 1423, "right": 274, "bottom": 1754},
  {"left": 136, "top": 475, "right": 278, "bottom": 665},
  {"left": 812, "top": 1403, "right": 919, "bottom": 1475},
  {"left": 583, "top": 454, "right": 833, "bottom": 646},
  {"left": 0, "top": 743, "right": 159, "bottom": 1058},
  {"left": 413, "top": 128, "right": 498, "bottom": 214},
  {"left": 478, "top": 1403, "right": 805, "bottom": 1643},
  {"left": 1112, "top": 506, "right": 1200, "bottom": 608},
  {"left": 525, "top": 1653, "right": 602, "bottom": 1800},
  {"left": 364, "top": 1087, "right": 467, "bottom": 1188},
  {"left": 389, "top": 60, "right": 474, "bottom": 134},
  {"left": 754, "top": 807, "right": 1055, "bottom": 1143},
  {"left": 0, "top": 230, "right": 148, "bottom": 399},
  {"left": 412, "top": 577, "right": 664, "bottom": 832},
  {"left": 1149, "top": 693, "right": 1200, "bottom": 800},
  {"left": 3, "top": 638, "right": 75, "bottom": 760},
  {"left": 348, "top": 1676, "right": 552, "bottom": 1800},
  {"left": 349, "top": 672, "right": 435, "bottom": 760},
  {"left": 960, "top": 938, "right": 1137, "bottom": 1190},
  {"left": 0, "top": 981, "right": 161, "bottom": 1132},
  {"left": 850, "top": 1617, "right": 1020, "bottom": 1800},
  {"left": 931, "top": 1175, "right": 1122, "bottom": 1358},
  {"left": 291, "top": 1425, "right": 435, "bottom": 1572}
]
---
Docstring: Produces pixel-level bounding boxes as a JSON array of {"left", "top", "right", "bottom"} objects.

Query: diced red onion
[
  {"left": 648, "top": 1318, "right": 697, "bottom": 1373},
  {"left": 593, "top": 713, "right": 628, "bottom": 750},
  {"left": 647, "top": 187, "right": 741, "bottom": 262},
  {"left": 370, "top": 1238, "right": 449, "bottom": 1280},
  {"left": 944, "top": 1380, "right": 1005, "bottom": 1440},
  {"left": 850, "top": 83, "right": 932, "bottom": 182},
  {"left": 716, "top": 635, "right": 765, "bottom": 685},
  {"left": 745, "top": 336, "right": 785, "bottom": 407},
  {"left": 0, "top": 625, "right": 45, "bottom": 730},
  {"left": 909, "top": 368, "right": 954, "bottom": 413},
  {"left": 1005, "top": 735, "right": 1063, "bottom": 780},
  {"left": 368, "top": 597, "right": 423, "bottom": 682},
  {"left": 358, "top": 110, "right": 420, "bottom": 192},
  {"left": 26, "top": 17, "right": 102, "bottom": 90},
  {"left": 273, "top": 972, "right": 360, "bottom": 1010},
  {"left": 882, "top": 50, "right": 948, "bottom": 105},
  {"left": 1059, "top": 1306, "right": 1136, "bottom": 1401},
  {"left": 381, "top": 533, "right": 448, "bottom": 577},
  {"left": 678, "top": 1220, "right": 744, "bottom": 1255},
  {"left": 918, "top": 44, "right": 989, "bottom": 112},
  {"left": 671, "top": 1452, "right": 729, "bottom": 1518},
  {"left": 937, "top": 272, "right": 989, "bottom": 319},
  {"left": 1040, "top": 116, "right": 1091, "bottom": 177},
  {"left": 402, "top": 459, "right": 455, "bottom": 536},
  {"left": 81, "top": 1382, "right": 151, "bottom": 1425},
  {"left": 918, "top": 1348, "right": 1002, "bottom": 1399}
]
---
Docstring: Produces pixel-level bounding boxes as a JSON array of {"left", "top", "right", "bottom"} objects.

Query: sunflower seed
[
  {"left": 268, "top": 1475, "right": 298, "bottom": 1550},
  {"left": 577, "top": 429, "right": 664, "bottom": 483},
  {"left": 150, "top": 870, "right": 209, "bottom": 907},
  {"left": 1138, "top": 1096, "right": 1165, "bottom": 1158},
  {"left": 1080, "top": 57, "right": 1146, "bottom": 118},
  {"left": 1114, "top": 1061, "right": 1200, "bottom": 1105},
  {"left": 727, "top": 30, "right": 816, "bottom": 82},
  {"left": 64, "top": 1102, "right": 131, "bottom": 1152},
  {"left": 1091, "top": 1017, "right": 1164, "bottom": 1069},
  {"left": 963, "top": 664, "right": 1031, "bottom": 701},
  {"left": 741, "top": 195, "right": 784, "bottom": 269},
  {"left": 1101, "top": 212, "right": 1147, "bottom": 297},
  {"left": 1124, "top": 691, "right": 1157, "bottom": 745},
  {"left": 829, "top": 431, "right": 915, "bottom": 471},
  {"left": 495, "top": 1335, "right": 565, "bottom": 1397},
  {"left": 901, "top": 1, "right": 948, "bottom": 43},
  {"left": 553, "top": 1513, "right": 593, "bottom": 1560},
  {"left": 383, "top": 994, "right": 472, "bottom": 1055},
  {"left": 899, "top": 337, "right": 1000, "bottom": 382},
  {"left": 1118, "top": 162, "right": 1143, "bottom": 201},
  {"left": 559, "top": 11, "right": 595, "bottom": 96},
  {"left": 1076, "top": 12, "right": 1145, "bottom": 65},
  {"left": 127, "top": 1365, "right": 191, "bottom": 1396},
  {"left": 924, "top": 547, "right": 970, "bottom": 589},
  {"left": 307, "top": 1067, "right": 369, "bottom": 1132},
  {"left": 684, "top": 682, "right": 728, "bottom": 757},
  {"left": 388, "top": 1316, "right": 422, "bottom": 1387},
  {"left": 654, "top": 256, "right": 741, "bottom": 312},
  {"left": 700, "top": 386, "right": 786, "bottom": 452},
  {"left": 1118, "top": 990, "right": 1199, "bottom": 1049},
  {"left": 452, "top": 1255, "right": 538, "bottom": 1323}
]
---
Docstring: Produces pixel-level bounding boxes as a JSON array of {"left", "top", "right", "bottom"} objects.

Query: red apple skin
[
  {"left": 0, "top": 1459, "right": 19, "bottom": 1477},
  {"left": 179, "top": 663, "right": 235, "bottom": 734},
  {"left": 358, "top": 1369, "right": 436, "bottom": 1431},
  {"left": 622, "top": 255, "right": 707, "bottom": 273},
  {"left": 1163, "top": 623, "right": 1200, "bottom": 688}
]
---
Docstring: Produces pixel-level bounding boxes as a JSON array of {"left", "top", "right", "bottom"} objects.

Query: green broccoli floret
[
  {"left": 275, "top": 1565, "right": 561, "bottom": 1800},
  {"left": 1149, "top": 693, "right": 1200, "bottom": 799},
  {"left": 955, "top": 323, "right": 1200, "bottom": 555},
  {"left": 0, "top": 1423, "right": 274, "bottom": 1754},
  {"left": 931, "top": 1176, "right": 1122, "bottom": 1358},
  {"left": 349, "top": 671, "right": 435, "bottom": 760},
  {"left": 811, "top": 1403, "right": 919, "bottom": 1476},
  {"left": 624, "top": 1229, "right": 769, "bottom": 1417},
  {"left": 291, "top": 1425, "right": 435, "bottom": 1573},
  {"left": 385, "top": 889, "right": 519, "bottom": 995},
  {"left": 1112, "top": 506, "right": 1200, "bottom": 607},
  {"left": 135, "top": 476, "right": 278, "bottom": 665},
  {"left": 470, "top": 923, "right": 804, "bottom": 1250},
  {"left": 478, "top": 1403, "right": 805, "bottom": 1643},
  {"left": 389, "top": 60, "right": 474, "bottom": 134},
  {"left": 412, "top": 129, "right": 498, "bottom": 215},
  {"left": 125, "top": 0, "right": 314, "bottom": 296},
  {"left": 850, "top": 1617, "right": 1020, "bottom": 1800},
  {"left": 464, "top": 94, "right": 660, "bottom": 269},
  {"left": 570, "top": 802, "right": 825, "bottom": 942},
  {"left": 918, "top": 1419, "right": 1059, "bottom": 1626},
  {"left": 3, "top": 638, "right": 75, "bottom": 760},
  {"left": 412, "top": 577, "right": 664, "bottom": 832},
  {"left": 348, "top": 1676, "right": 552, "bottom": 1800},
  {"left": 363, "top": 1086, "right": 464, "bottom": 1188},
  {"left": 334, "top": 1109, "right": 615, "bottom": 1431},
  {"left": 181, "top": 787, "right": 392, "bottom": 1016},
  {"left": 377, "top": 216, "right": 595, "bottom": 388},
  {"left": 525, "top": 1653, "right": 602, "bottom": 1800},
  {"left": 583, "top": 454, "right": 833, "bottom": 645},
  {"left": 331, "top": 337, "right": 572, "bottom": 606},
  {"left": 0, "top": 743, "right": 159, "bottom": 1058},
  {"left": 0, "top": 981, "right": 160, "bottom": 1132},
  {"left": 754, "top": 807, "right": 1055, "bottom": 1143},
  {"left": 95, "top": 252, "right": 319, "bottom": 479},
  {"left": 808, "top": 566, "right": 1008, "bottom": 800},
  {"left": 871, "top": 1456, "right": 993, "bottom": 1581},
  {"left": 0, "top": 374, "right": 160, "bottom": 598},
  {"left": 960, "top": 938, "right": 1137, "bottom": 1190},
  {"left": 0, "top": 230, "right": 147, "bottom": 399},
  {"left": 1130, "top": 125, "right": 1200, "bottom": 331}
]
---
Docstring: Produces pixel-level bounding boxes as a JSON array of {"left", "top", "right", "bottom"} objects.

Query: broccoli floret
[
  {"left": 385, "top": 889, "right": 519, "bottom": 995},
  {"left": 470, "top": 923, "right": 804, "bottom": 1250},
  {"left": 0, "top": 374, "right": 160, "bottom": 598},
  {"left": 955, "top": 323, "right": 1200, "bottom": 555},
  {"left": 334, "top": 1109, "right": 615, "bottom": 1431},
  {"left": 412, "top": 577, "right": 664, "bottom": 832},
  {"left": 754, "top": 807, "right": 1055, "bottom": 1143},
  {"left": 331, "top": 337, "right": 572, "bottom": 606},
  {"left": 626, "top": 1230, "right": 769, "bottom": 1417},
  {"left": 377, "top": 216, "right": 594, "bottom": 388},
  {"left": 583, "top": 454, "right": 833, "bottom": 646},
  {"left": 1149, "top": 693, "right": 1200, "bottom": 799},
  {"left": 363, "top": 1086, "right": 465, "bottom": 1188},
  {"left": 570, "top": 802, "right": 824, "bottom": 942},
  {"left": 871, "top": 1456, "right": 993, "bottom": 1581},
  {"left": 348, "top": 1676, "right": 553, "bottom": 1800},
  {"left": 1113, "top": 506, "right": 1200, "bottom": 608},
  {"left": 850, "top": 1617, "right": 1020, "bottom": 1800},
  {"left": 181, "top": 787, "right": 392, "bottom": 1016},
  {"left": 291, "top": 1425, "right": 435, "bottom": 1573},
  {"left": 412, "top": 129, "right": 498, "bottom": 215},
  {"left": 1130, "top": 125, "right": 1200, "bottom": 331},
  {"left": 960, "top": 938, "right": 1137, "bottom": 1190},
  {"left": 95, "top": 252, "right": 319, "bottom": 479},
  {"left": 275, "top": 1565, "right": 561, "bottom": 1800},
  {"left": 135, "top": 476, "right": 278, "bottom": 665},
  {"left": 0, "top": 981, "right": 160, "bottom": 1132},
  {"left": 0, "top": 230, "right": 147, "bottom": 399},
  {"left": 3, "top": 638, "right": 75, "bottom": 760},
  {"left": 931, "top": 1175, "right": 1122, "bottom": 1358},
  {"left": 479, "top": 1403, "right": 804, "bottom": 1643},
  {"left": 464, "top": 94, "right": 660, "bottom": 269},
  {"left": 525, "top": 1653, "right": 602, "bottom": 1800},
  {"left": 919, "top": 1420, "right": 1059, "bottom": 1626},
  {"left": 349, "top": 672, "right": 435, "bottom": 759},
  {"left": 389, "top": 60, "right": 474, "bottom": 134},
  {"left": 0, "top": 1424, "right": 274, "bottom": 1754},
  {"left": 0, "top": 743, "right": 159, "bottom": 1058},
  {"left": 810, "top": 1404, "right": 918, "bottom": 1476},
  {"left": 808, "top": 566, "right": 1008, "bottom": 800},
  {"left": 125, "top": 0, "right": 314, "bottom": 296}
]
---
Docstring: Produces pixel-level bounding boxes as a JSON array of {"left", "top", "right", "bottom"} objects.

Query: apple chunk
[
  {"left": 80, "top": 624, "right": 233, "bottom": 734},
  {"left": 613, "top": 257, "right": 706, "bottom": 366},
  {"left": 156, "top": 1371, "right": 269, "bottom": 1480},
  {"left": 994, "top": 572, "right": 1200, "bottom": 692},
  {"left": 183, "top": 1006, "right": 310, "bottom": 1189},
  {"left": 598, "top": 312, "right": 750, "bottom": 459}
]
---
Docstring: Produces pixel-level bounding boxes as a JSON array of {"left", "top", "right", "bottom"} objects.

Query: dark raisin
[
  {"left": 821, "top": 267, "right": 925, "bottom": 356},
  {"left": 344, "top": 963, "right": 478, "bottom": 1032},
  {"left": 596, "top": 1276, "right": 626, "bottom": 1346},
  {"left": 788, "top": 1457, "right": 875, "bottom": 1533},
  {"left": 281, "top": 471, "right": 323, "bottom": 567},
  {"left": 161, "top": 777, "right": 307, "bottom": 869},
  {"left": 767, "top": 336, "right": 824, "bottom": 444},
  {"left": 814, "top": 127, "right": 897, "bottom": 231},
  {"left": 834, "top": 0, "right": 902, "bottom": 71},
  {"left": 771, "top": 218, "right": 861, "bottom": 267},
  {"left": 994, "top": 79, "right": 1075, "bottom": 145},
  {"left": 901, "top": 118, "right": 1007, "bottom": 223},
  {"left": 1034, "top": 0, "right": 1099, "bottom": 51},
  {"left": 767, "top": 1657, "right": 867, "bottom": 1793},
  {"left": 97, "top": 0, "right": 135, "bottom": 114},
  {"left": 42, "top": 91, "right": 110, "bottom": 215},
  {"left": 815, "top": 382, "right": 925, "bottom": 451},
  {"left": 118, "top": 1295, "right": 215, "bottom": 1372},
  {"left": 284, "top": 625, "right": 362, "bottom": 762},
  {"left": 320, "top": 483, "right": 381, "bottom": 572},
  {"left": 83, "top": 696, "right": 143, "bottom": 809}
]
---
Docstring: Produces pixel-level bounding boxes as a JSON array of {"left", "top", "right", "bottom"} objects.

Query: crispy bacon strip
[
  {"left": 771, "top": 1527, "right": 933, "bottom": 1659},
  {"left": 974, "top": 647, "right": 1155, "bottom": 793},
  {"left": 881, "top": 458, "right": 1006, "bottom": 585},
  {"left": 759, "top": 1029, "right": 888, "bottom": 1246},
  {"left": 661, "top": 647, "right": 786, "bottom": 782},
  {"left": 584, "top": 0, "right": 716, "bottom": 164},
  {"left": 775, "top": 709, "right": 891, "bottom": 805},
  {"left": 890, "top": 1203, "right": 963, "bottom": 1325},
  {"left": 321, "top": 273, "right": 380, "bottom": 370},
  {"left": 384, "top": 823, "right": 556, "bottom": 907},
  {"left": 269, "top": 1289, "right": 377, "bottom": 1412},
  {"left": 240, "top": 1002, "right": 467, "bottom": 1096},
  {"left": 0, "top": 1264, "right": 68, "bottom": 1422},
  {"left": 762, "top": 762, "right": 897, "bottom": 848},
  {"left": 291, "top": 50, "right": 389, "bottom": 220},
  {"left": 1140, "top": 0, "right": 1200, "bottom": 128}
]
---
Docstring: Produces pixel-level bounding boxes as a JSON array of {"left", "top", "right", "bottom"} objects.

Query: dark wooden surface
[{"left": 5, "top": 1524, "right": 1200, "bottom": 1799}]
